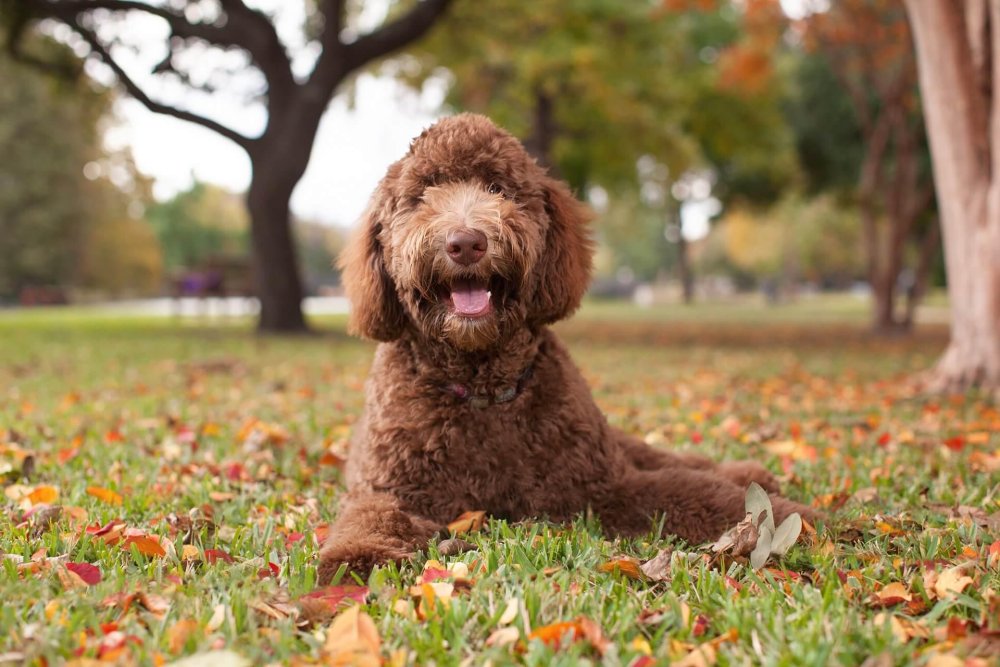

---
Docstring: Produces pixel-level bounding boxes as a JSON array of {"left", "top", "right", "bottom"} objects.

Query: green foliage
[
  {"left": 784, "top": 53, "right": 865, "bottom": 194},
  {"left": 147, "top": 182, "right": 249, "bottom": 271},
  {"left": 0, "top": 37, "right": 103, "bottom": 299},
  {"left": 709, "top": 192, "right": 864, "bottom": 287}
]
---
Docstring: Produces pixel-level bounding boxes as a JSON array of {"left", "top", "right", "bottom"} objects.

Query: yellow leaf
[
  {"left": 447, "top": 510, "right": 486, "bottom": 534},
  {"left": 675, "top": 644, "right": 717, "bottom": 667},
  {"left": 86, "top": 486, "right": 123, "bottom": 506},
  {"left": 934, "top": 566, "right": 974, "bottom": 600},
  {"left": 322, "top": 605, "right": 381, "bottom": 667},
  {"left": 181, "top": 545, "right": 201, "bottom": 562}
]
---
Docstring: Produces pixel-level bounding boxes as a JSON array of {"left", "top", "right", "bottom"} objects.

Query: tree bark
[
  {"left": 677, "top": 231, "right": 694, "bottom": 305},
  {"left": 905, "top": 0, "right": 1000, "bottom": 392}
]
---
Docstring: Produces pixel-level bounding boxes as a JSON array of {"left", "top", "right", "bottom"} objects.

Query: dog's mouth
[{"left": 436, "top": 275, "right": 506, "bottom": 318}]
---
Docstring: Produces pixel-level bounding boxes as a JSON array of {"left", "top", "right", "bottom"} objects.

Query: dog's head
[{"left": 340, "top": 114, "right": 593, "bottom": 351}]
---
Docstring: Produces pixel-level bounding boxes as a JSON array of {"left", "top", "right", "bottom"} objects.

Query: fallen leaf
[
  {"left": 498, "top": 597, "right": 520, "bottom": 625},
  {"left": 485, "top": 626, "right": 520, "bottom": 648},
  {"left": 322, "top": 605, "right": 381, "bottom": 667},
  {"left": 300, "top": 584, "right": 369, "bottom": 611},
  {"left": 437, "top": 538, "right": 477, "bottom": 556},
  {"left": 27, "top": 485, "right": 58, "bottom": 506},
  {"left": 167, "top": 619, "right": 201, "bottom": 654},
  {"left": 447, "top": 510, "right": 486, "bottom": 534},
  {"left": 122, "top": 535, "right": 167, "bottom": 558},
  {"left": 674, "top": 644, "right": 716, "bottom": 667},
  {"left": 163, "top": 650, "right": 249, "bottom": 667},
  {"left": 65, "top": 562, "right": 102, "bottom": 586},
  {"left": 871, "top": 582, "right": 912, "bottom": 607},
  {"left": 598, "top": 557, "right": 644, "bottom": 580},
  {"left": 639, "top": 548, "right": 672, "bottom": 582},
  {"left": 935, "top": 566, "right": 974, "bottom": 600},
  {"left": 86, "top": 486, "right": 124, "bottom": 506}
]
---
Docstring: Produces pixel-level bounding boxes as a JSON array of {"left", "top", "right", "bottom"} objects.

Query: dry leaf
[
  {"left": 485, "top": 626, "right": 520, "bottom": 648},
  {"left": 640, "top": 549, "right": 672, "bottom": 582},
  {"left": 498, "top": 598, "right": 520, "bottom": 625},
  {"left": 935, "top": 566, "right": 974, "bottom": 600},
  {"left": 447, "top": 510, "right": 486, "bottom": 534},
  {"left": 675, "top": 644, "right": 717, "bottom": 667},
  {"left": 322, "top": 605, "right": 381, "bottom": 667}
]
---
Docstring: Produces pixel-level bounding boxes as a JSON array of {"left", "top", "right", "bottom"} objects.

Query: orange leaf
[
  {"left": 166, "top": 619, "right": 201, "bottom": 654},
  {"left": 529, "top": 620, "right": 582, "bottom": 649},
  {"left": 27, "top": 485, "right": 58, "bottom": 505},
  {"left": 123, "top": 535, "right": 166, "bottom": 558},
  {"left": 87, "top": 486, "right": 124, "bottom": 506},
  {"left": 598, "top": 557, "right": 645, "bottom": 580},
  {"left": 447, "top": 510, "right": 486, "bottom": 534}
]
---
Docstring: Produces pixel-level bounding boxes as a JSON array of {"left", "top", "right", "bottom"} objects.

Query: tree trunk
[
  {"left": 677, "top": 231, "right": 694, "bottom": 305},
  {"left": 524, "top": 89, "right": 559, "bottom": 177},
  {"left": 905, "top": 0, "right": 1000, "bottom": 391},
  {"left": 246, "top": 169, "right": 307, "bottom": 333}
]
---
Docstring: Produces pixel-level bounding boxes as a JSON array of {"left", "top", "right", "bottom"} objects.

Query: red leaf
[
  {"left": 420, "top": 568, "right": 453, "bottom": 584},
  {"left": 300, "top": 584, "right": 369, "bottom": 611},
  {"left": 257, "top": 562, "right": 281, "bottom": 579},
  {"left": 66, "top": 562, "right": 102, "bottom": 585},
  {"left": 944, "top": 436, "right": 965, "bottom": 451},
  {"left": 204, "top": 549, "right": 234, "bottom": 564}
]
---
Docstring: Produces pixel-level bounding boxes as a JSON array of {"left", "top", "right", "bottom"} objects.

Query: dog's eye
[{"left": 487, "top": 182, "right": 504, "bottom": 196}]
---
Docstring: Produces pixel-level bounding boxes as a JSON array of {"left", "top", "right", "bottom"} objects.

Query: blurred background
[{"left": 0, "top": 0, "right": 945, "bottom": 334}]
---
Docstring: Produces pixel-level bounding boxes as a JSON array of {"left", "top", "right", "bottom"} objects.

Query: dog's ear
[
  {"left": 531, "top": 177, "right": 594, "bottom": 325},
  {"left": 338, "top": 181, "right": 407, "bottom": 341}
]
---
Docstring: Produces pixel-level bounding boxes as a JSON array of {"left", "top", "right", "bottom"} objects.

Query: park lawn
[{"left": 0, "top": 304, "right": 997, "bottom": 666}]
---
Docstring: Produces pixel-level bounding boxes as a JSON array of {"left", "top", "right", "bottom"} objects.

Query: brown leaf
[
  {"left": 640, "top": 548, "right": 673, "bottom": 582},
  {"left": 438, "top": 538, "right": 477, "bottom": 556}
]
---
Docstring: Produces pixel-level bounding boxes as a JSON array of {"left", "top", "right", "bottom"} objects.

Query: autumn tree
[
  {"left": 403, "top": 0, "right": 794, "bottom": 300},
  {"left": 791, "top": 1, "right": 939, "bottom": 332},
  {"left": 903, "top": 0, "right": 999, "bottom": 392},
  {"left": 4, "top": 0, "right": 452, "bottom": 332}
]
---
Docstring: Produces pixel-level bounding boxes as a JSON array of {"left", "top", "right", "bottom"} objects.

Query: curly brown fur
[{"left": 319, "top": 114, "right": 816, "bottom": 581}]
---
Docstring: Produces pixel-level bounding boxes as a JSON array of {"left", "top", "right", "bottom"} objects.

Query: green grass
[{"left": 0, "top": 302, "right": 996, "bottom": 666}]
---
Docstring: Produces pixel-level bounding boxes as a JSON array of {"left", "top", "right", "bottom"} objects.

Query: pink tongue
[{"left": 451, "top": 284, "right": 490, "bottom": 315}]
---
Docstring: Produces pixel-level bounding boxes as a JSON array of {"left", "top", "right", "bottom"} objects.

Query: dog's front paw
[
  {"left": 317, "top": 543, "right": 413, "bottom": 585},
  {"left": 717, "top": 461, "right": 780, "bottom": 494}
]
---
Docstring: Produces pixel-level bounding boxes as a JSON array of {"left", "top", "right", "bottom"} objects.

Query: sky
[{"left": 97, "top": 0, "right": 817, "bottom": 238}]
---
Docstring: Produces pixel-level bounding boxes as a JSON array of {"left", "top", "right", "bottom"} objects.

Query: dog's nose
[{"left": 445, "top": 228, "right": 488, "bottom": 266}]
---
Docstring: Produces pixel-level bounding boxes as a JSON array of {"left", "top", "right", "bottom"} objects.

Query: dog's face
[{"left": 340, "top": 114, "right": 593, "bottom": 351}]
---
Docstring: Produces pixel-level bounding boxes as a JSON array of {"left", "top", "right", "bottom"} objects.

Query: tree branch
[
  {"left": 345, "top": 0, "right": 452, "bottom": 71},
  {"left": 69, "top": 17, "right": 255, "bottom": 150}
]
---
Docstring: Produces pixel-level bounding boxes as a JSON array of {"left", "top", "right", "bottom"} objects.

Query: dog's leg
[
  {"left": 317, "top": 491, "right": 441, "bottom": 584},
  {"left": 618, "top": 435, "right": 780, "bottom": 492},
  {"left": 592, "top": 467, "right": 815, "bottom": 544}
]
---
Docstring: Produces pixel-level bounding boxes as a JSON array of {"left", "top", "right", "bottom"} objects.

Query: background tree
[
  {"left": 5, "top": 0, "right": 452, "bottom": 332},
  {"left": 0, "top": 32, "right": 103, "bottom": 300},
  {"left": 903, "top": 0, "right": 999, "bottom": 392},
  {"left": 796, "top": 0, "right": 939, "bottom": 333},
  {"left": 404, "top": 0, "right": 795, "bottom": 300},
  {"left": 147, "top": 181, "right": 249, "bottom": 271}
]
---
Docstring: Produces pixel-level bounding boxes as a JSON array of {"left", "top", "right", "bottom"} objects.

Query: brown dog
[{"left": 317, "top": 114, "right": 814, "bottom": 582}]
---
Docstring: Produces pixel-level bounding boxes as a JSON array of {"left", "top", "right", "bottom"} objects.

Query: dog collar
[{"left": 445, "top": 365, "right": 534, "bottom": 408}]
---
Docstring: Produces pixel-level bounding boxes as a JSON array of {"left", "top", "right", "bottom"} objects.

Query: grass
[{"left": 0, "top": 299, "right": 997, "bottom": 666}]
